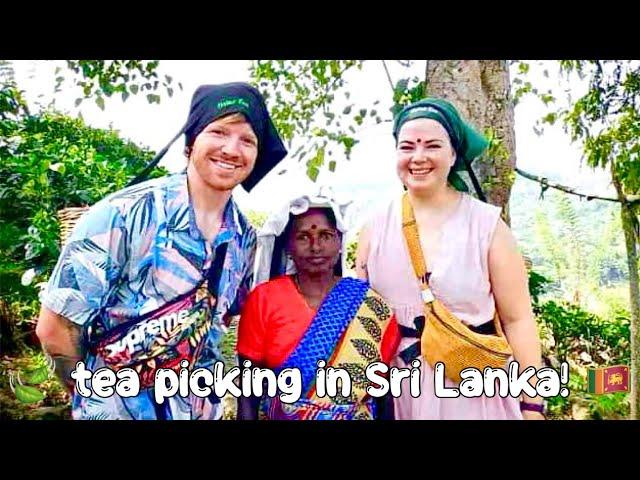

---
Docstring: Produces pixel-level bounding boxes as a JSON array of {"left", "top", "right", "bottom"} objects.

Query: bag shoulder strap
[
  {"left": 401, "top": 193, "right": 435, "bottom": 303},
  {"left": 400, "top": 193, "right": 504, "bottom": 336}
]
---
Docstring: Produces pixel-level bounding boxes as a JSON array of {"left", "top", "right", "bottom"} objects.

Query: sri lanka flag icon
[{"left": 587, "top": 365, "right": 629, "bottom": 394}]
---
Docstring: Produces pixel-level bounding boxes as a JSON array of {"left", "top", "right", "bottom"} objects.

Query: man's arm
[
  {"left": 36, "top": 306, "right": 82, "bottom": 394},
  {"left": 37, "top": 202, "right": 128, "bottom": 395}
]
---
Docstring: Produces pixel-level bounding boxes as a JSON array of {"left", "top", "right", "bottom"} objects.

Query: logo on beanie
[
  {"left": 217, "top": 97, "right": 250, "bottom": 111},
  {"left": 408, "top": 106, "right": 440, "bottom": 116}
]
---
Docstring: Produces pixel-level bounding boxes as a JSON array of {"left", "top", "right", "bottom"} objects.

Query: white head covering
[{"left": 252, "top": 186, "right": 352, "bottom": 288}]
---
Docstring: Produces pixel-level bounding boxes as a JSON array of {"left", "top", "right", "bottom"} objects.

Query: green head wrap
[{"left": 392, "top": 97, "right": 489, "bottom": 171}]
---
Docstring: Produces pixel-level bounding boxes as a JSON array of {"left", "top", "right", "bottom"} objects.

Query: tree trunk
[
  {"left": 424, "top": 60, "right": 516, "bottom": 224},
  {"left": 612, "top": 164, "right": 640, "bottom": 420}
]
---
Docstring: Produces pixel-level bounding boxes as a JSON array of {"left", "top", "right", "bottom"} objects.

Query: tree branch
[
  {"left": 515, "top": 167, "right": 640, "bottom": 205},
  {"left": 381, "top": 60, "right": 395, "bottom": 92}
]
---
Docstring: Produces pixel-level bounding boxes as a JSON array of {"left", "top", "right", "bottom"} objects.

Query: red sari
[
  {"left": 237, "top": 275, "right": 399, "bottom": 369},
  {"left": 237, "top": 276, "right": 400, "bottom": 420}
]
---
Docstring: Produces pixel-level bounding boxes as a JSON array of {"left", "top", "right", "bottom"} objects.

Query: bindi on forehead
[
  {"left": 414, "top": 137, "right": 442, "bottom": 143},
  {"left": 311, "top": 224, "right": 317, "bottom": 230}
]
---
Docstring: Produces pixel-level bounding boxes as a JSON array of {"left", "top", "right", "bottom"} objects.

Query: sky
[{"left": 10, "top": 60, "right": 616, "bottom": 233}]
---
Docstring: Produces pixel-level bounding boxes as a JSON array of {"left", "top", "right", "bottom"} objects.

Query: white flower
[{"left": 21, "top": 268, "right": 36, "bottom": 286}]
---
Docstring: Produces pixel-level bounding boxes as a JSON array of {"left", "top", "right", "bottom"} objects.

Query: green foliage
[
  {"left": 545, "top": 368, "right": 629, "bottom": 420},
  {"left": 537, "top": 298, "right": 631, "bottom": 419},
  {"left": 531, "top": 191, "right": 626, "bottom": 306},
  {"left": 515, "top": 61, "right": 640, "bottom": 198},
  {"left": 390, "top": 76, "right": 425, "bottom": 117},
  {"left": 589, "top": 210, "right": 627, "bottom": 287},
  {"left": 0, "top": 74, "right": 168, "bottom": 413},
  {"left": 0, "top": 350, "right": 70, "bottom": 419},
  {"left": 21, "top": 365, "right": 49, "bottom": 385},
  {"left": 537, "top": 300, "right": 630, "bottom": 364},
  {"left": 13, "top": 384, "right": 45, "bottom": 404},
  {"left": 528, "top": 270, "right": 551, "bottom": 307},
  {"left": 11, "top": 358, "right": 53, "bottom": 405},
  {"left": 251, "top": 60, "right": 379, "bottom": 182},
  {"left": 0, "top": 60, "right": 29, "bottom": 120},
  {"left": 527, "top": 268, "right": 630, "bottom": 419},
  {"left": 346, "top": 236, "right": 358, "bottom": 271},
  {"left": 536, "top": 297, "right": 630, "bottom": 419},
  {"left": 243, "top": 210, "right": 268, "bottom": 229},
  {"left": 510, "top": 61, "right": 559, "bottom": 116},
  {"left": 0, "top": 84, "right": 28, "bottom": 120},
  {"left": 0, "top": 109, "right": 165, "bottom": 312},
  {"left": 250, "top": 61, "right": 431, "bottom": 184},
  {"left": 60, "top": 60, "right": 179, "bottom": 109}
]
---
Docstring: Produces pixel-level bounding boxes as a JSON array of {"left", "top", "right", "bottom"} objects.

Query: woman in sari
[{"left": 236, "top": 191, "right": 400, "bottom": 420}]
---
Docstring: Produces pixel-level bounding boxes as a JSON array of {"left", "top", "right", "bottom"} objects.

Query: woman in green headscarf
[{"left": 355, "top": 98, "right": 545, "bottom": 420}]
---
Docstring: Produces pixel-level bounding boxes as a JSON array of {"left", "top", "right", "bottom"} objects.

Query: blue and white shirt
[{"left": 42, "top": 173, "right": 256, "bottom": 419}]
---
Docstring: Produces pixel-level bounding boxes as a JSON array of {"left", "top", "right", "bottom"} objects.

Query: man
[{"left": 36, "top": 82, "right": 287, "bottom": 419}]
